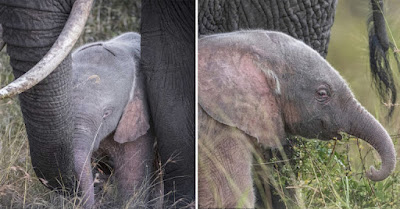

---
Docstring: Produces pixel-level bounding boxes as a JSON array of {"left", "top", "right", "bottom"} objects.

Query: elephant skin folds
[{"left": 141, "top": 0, "right": 195, "bottom": 207}]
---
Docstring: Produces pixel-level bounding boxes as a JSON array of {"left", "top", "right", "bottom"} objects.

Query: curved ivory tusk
[{"left": 0, "top": 0, "right": 94, "bottom": 99}]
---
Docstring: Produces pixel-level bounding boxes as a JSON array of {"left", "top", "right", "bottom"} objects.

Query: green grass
[{"left": 259, "top": 136, "right": 400, "bottom": 209}]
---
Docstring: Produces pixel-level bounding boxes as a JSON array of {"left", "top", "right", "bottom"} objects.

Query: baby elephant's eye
[
  {"left": 103, "top": 108, "right": 114, "bottom": 118},
  {"left": 316, "top": 85, "right": 331, "bottom": 102},
  {"left": 318, "top": 89, "right": 328, "bottom": 97}
]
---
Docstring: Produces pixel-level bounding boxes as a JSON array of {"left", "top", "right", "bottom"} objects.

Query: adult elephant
[
  {"left": 0, "top": 0, "right": 194, "bottom": 207},
  {"left": 198, "top": 0, "right": 395, "bottom": 208}
]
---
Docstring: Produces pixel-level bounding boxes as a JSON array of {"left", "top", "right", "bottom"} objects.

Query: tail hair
[{"left": 368, "top": 0, "right": 400, "bottom": 117}]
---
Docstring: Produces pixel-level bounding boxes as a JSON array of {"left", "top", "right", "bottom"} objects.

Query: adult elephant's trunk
[
  {"left": 0, "top": 0, "right": 92, "bottom": 191},
  {"left": 0, "top": 0, "right": 93, "bottom": 99},
  {"left": 345, "top": 101, "right": 396, "bottom": 181}
]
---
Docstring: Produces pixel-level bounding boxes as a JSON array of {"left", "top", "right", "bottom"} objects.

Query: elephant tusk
[{"left": 0, "top": 0, "right": 94, "bottom": 99}]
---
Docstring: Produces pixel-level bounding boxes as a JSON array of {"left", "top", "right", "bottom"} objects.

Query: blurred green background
[{"left": 328, "top": 0, "right": 400, "bottom": 132}]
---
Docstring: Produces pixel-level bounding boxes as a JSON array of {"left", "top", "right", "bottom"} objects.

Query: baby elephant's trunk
[
  {"left": 72, "top": 113, "right": 104, "bottom": 208},
  {"left": 345, "top": 101, "right": 396, "bottom": 181}
]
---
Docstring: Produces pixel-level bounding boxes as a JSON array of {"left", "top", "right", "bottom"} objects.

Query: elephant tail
[{"left": 368, "top": 0, "right": 400, "bottom": 117}]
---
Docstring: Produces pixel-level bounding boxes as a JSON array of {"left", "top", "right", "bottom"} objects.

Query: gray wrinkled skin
[
  {"left": 199, "top": 0, "right": 337, "bottom": 57},
  {"left": 0, "top": 1, "right": 76, "bottom": 192},
  {"left": 140, "top": 1, "right": 195, "bottom": 206},
  {"left": 198, "top": 30, "right": 396, "bottom": 208},
  {"left": 71, "top": 32, "right": 154, "bottom": 208}
]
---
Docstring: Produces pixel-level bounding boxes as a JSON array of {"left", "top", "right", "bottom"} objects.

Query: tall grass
[{"left": 255, "top": 136, "right": 400, "bottom": 208}]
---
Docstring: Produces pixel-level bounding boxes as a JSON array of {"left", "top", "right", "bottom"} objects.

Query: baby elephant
[
  {"left": 198, "top": 30, "right": 396, "bottom": 208},
  {"left": 71, "top": 32, "right": 153, "bottom": 208}
]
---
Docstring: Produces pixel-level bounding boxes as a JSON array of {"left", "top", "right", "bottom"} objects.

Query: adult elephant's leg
[
  {"left": 141, "top": 0, "right": 195, "bottom": 207},
  {"left": 0, "top": 1, "right": 90, "bottom": 192}
]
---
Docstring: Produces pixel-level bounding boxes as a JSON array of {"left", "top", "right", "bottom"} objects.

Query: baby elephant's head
[
  {"left": 199, "top": 30, "right": 396, "bottom": 181},
  {"left": 72, "top": 32, "right": 149, "bottom": 150},
  {"left": 70, "top": 32, "right": 151, "bottom": 206},
  {"left": 271, "top": 32, "right": 356, "bottom": 142}
]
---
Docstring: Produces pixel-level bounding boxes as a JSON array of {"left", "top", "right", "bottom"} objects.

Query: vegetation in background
[
  {"left": 261, "top": 136, "right": 400, "bottom": 208},
  {"left": 78, "top": 0, "right": 141, "bottom": 44}
]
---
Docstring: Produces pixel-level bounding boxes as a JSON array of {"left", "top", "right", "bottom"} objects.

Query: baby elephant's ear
[
  {"left": 114, "top": 83, "right": 150, "bottom": 144},
  {"left": 198, "top": 51, "right": 284, "bottom": 147}
]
